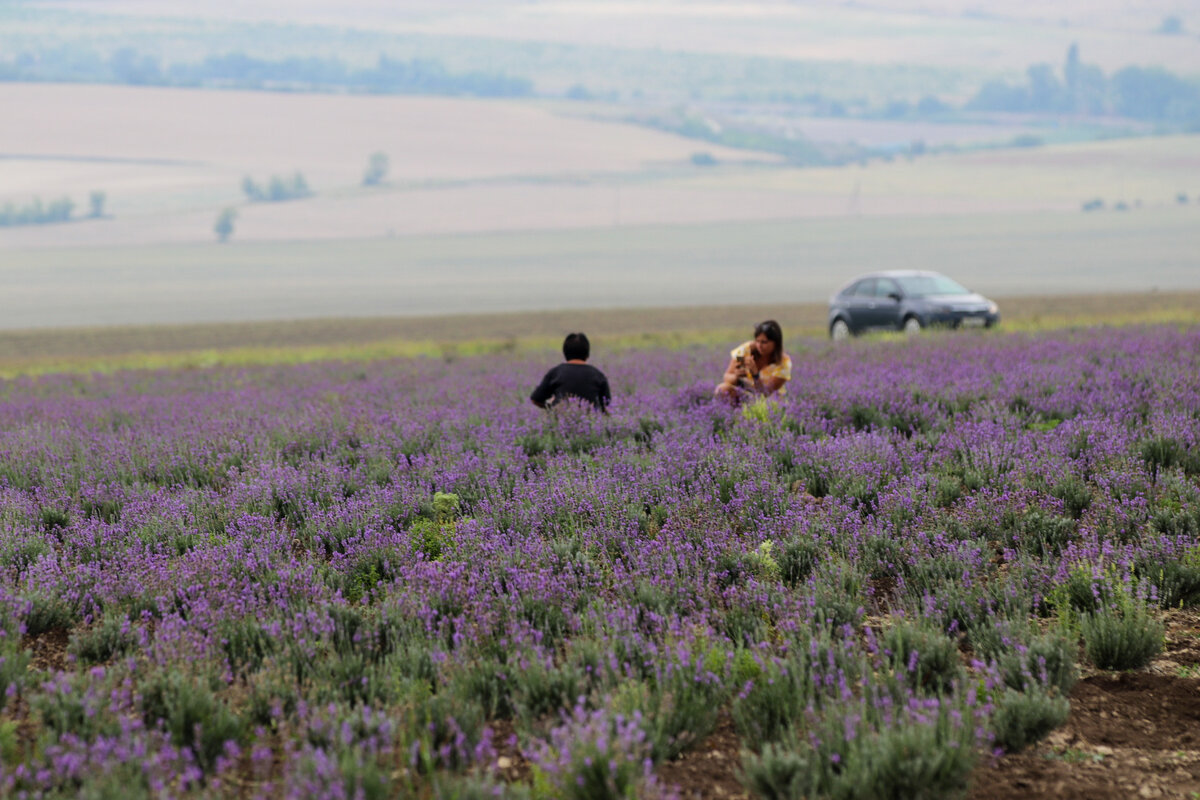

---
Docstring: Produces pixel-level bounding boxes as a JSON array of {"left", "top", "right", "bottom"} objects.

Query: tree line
[
  {"left": 966, "top": 44, "right": 1200, "bottom": 124},
  {"left": 0, "top": 192, "right": 105, "bottom": 228},
  {"left": 0, "top": 47, "right": 532, "bottom": 98}
]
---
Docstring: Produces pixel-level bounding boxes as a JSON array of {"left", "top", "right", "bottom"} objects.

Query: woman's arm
[{"left": 721, "top": 356, "right": 747, "bottom": 387}]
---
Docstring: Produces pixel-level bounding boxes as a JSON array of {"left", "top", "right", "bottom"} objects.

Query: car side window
[
  {"left": 854, "top": 279, "right": 876, "bottom": 297},
  {"left": 876, "top": 279, "right": 900, "bottom": 298}
]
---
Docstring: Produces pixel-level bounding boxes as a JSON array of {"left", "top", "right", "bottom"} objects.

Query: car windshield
[{"left": 894, "top": 274, "right": 970, "bottom": 297}]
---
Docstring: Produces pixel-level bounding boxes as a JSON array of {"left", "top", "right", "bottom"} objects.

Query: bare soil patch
[{"left": 22, "top": 628, "right": 70, "bottom": 673}]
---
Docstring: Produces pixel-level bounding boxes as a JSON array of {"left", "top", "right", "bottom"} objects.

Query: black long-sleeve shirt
[{"left": 530, "top": 363, "right": 611, "bottom": 411}]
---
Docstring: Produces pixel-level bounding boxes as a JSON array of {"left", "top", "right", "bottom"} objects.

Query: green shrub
[
  {"left": 39, "top": 507, "right": 70, "bottom": 530},
  {"left": 1081, "top": 602, "right": 1164, "bottom": 671},
  {"left": 140, "top": 670, "right": 245, "bottom": 771},
  {"left": 1137, "top": 557, "right": 1200, "bottom": 608},
  {"left": 997, "top": 632, "right": 1078, "bottom": 696},
  {"left": 989, "top": 687, "right": 1070, "bottom": 753},
  {"left": 1018, "top": 510, "right": 1076, "bottom": 557},
  {"left": 68, "top": 612, "right": 137, "bottom": 665},
  {"left": 23, "top": 593, "right": 78, "bottom": 636},
  {"left": 740, "top": 694, "right": 979, "bottom": 800},
  {"left": 608, "top": 659, "right": 726, "bottom": 762},
  {"left": 934, "top": 476, "right": 963, "bottom": 508},
  {"left": 409, "top": 517, "right": 453, "bottom": 561},
  {"left": 880, "top": 622, "right": 963, "bottom": 695},
  {"left": 776, "top": 538, "right": 819, "bottom": 587},
  {"left": 33, "top": 671, "right": 123, "bottom": 741},
  {"left": 1050, "top": 475, "right": 1092, "bottom": 519},
  {"left": 1140, "top": 435, "right": 1200, "bottom": 480},
  {"left": 511, "top": 656, "right": 586, "bottom": 729},
  {"left": 0, "top": 636, "right": 31, "bottom": 712},
  {"left": 432, "top": 774, "right": 532, "bottom": 800},
  {"left": 731, "top": 654, "right": 814, "bottom": 750}
]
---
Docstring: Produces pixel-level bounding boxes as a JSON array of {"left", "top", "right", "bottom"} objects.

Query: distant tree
[
  {"left": 1111, "top": 66, "right": 1200, "bottom": 122},
  {"left": 1158, "top": 16, "right": 1183, "bottom": 35},
  {"left": 1026, "top": 64, "right": 1064, "bottom": 112},
  {"left": 565, "top": 83, "right": 595, "bottom": 101},
  {"left": 362, "top": 152, "right": 389, "bottom": 186},
  {"left": 89, "top": 191, "right": 107, "bottom": 218},
  {"left": 243, "top": 173, "right": 311, "bottom": 203},
  {"left": 916, "top": 95, "right": 948, "bottom": 115},
  {"left": 214, "top": 208, "right": 237, "bottom": 242},
  {"left": 241, "top": 176, "right": 264, "bottom": 202}
]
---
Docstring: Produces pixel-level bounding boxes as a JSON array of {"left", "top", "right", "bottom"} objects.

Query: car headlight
[{"left": 987, "top": 301, "right": 999, "bottom": 314}]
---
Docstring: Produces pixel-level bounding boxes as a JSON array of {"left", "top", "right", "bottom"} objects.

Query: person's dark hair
[
  {"left": 563, "top": 332, "right": 590, "bottom": 361},
  {"left": 754, "top": 320, "right": 784, "bottom": 364}
]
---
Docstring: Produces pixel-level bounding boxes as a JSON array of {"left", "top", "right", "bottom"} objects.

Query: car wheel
[
  {"left": 902, "top": 316, "right": 922, "bottom": 335},
  {"left": 830, "top": 318, "right": 851, "bottom": 341}
]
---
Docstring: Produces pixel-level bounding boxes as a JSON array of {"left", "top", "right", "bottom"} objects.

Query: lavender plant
[{"left": 0, "top": 324, "right": 1194, "bottom": 795}]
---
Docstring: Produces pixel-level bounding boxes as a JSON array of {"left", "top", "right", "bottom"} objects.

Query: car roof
[{"left": 832, "top": 270, "right": 947, "bottom": 295}]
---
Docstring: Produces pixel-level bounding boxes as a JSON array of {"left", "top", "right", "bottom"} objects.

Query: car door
[
  {"left": 871, "top": 277, "right": 904, "bottom": 329},
  {"left": 840, "top": 279, "right": 876, "bottom": 331}
]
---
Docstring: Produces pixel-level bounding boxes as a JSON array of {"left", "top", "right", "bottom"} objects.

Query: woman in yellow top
[{"left": 715, "top": 320, "right": 792, "bottom": 403}]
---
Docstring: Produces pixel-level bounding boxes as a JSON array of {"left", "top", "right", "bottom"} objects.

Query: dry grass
[{"left": 2, "top": 290, "right": 1196, "bottom": 377}]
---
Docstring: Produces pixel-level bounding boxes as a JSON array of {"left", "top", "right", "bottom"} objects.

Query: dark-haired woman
[{"left": 714, "top": 320, "right": 792, "bottom": 403}]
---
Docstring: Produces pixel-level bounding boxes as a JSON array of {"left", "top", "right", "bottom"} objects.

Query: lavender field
[{"left": 1, "top": 325, "right": 1199, "bottom": 799}]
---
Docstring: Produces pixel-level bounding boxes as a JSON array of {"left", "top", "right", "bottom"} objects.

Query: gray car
[{"left": 828, "top": 270, "right": 1000, "bottom": 340}]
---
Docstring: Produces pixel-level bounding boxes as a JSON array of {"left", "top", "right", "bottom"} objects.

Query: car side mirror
[{"left": 887, "top": 292, "right": 902, "bottom": 302}]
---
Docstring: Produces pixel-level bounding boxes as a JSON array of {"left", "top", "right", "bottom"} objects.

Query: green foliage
[
  {"left": 409, "top": 517, "right": 452, "bottom": 561},
  {"left": 242, "top": 172, "right": 312, "bottom": 203},
  {"left": 1081, "top": 601, "right": 1164, "bottom": 671},
  {"left": 740, "top": 696, "right": 978, "bottom": 800},
  {"left": 0, "top": 196, "right": 75, "bottom": 227},
  {"left": 1015, "top": 509, "right": 1076, "bottom": 557},
  {"left": 776, "top": 537, "right": 819, "bottom": 587},
  {"left": 1049, "top": 474, "right": 1092, "bottom": 519},
  {"left": 214, "top": 207, "right": 237, "bottom": 242},
  {"left": 1140, "top": 435, "right": 1200, "bottom": 480},
  {"left": 39, "top": 507, "right": 70, "bottom": 530},
  {"left": 432, "top": 774, "right": 532, "bottom": 800},
  {"left": 23, "top": 593, "right": 78, "bottom": 636},
  {"left": 362, "top": 151, "right": 389, "bottom": 186},
  {"left": 1136, "top": 556, "right": 1200, "bottom": 608},
  {"left": 88, "top": 190, "right": 107, "bottom": 218},
  {"left": 68, "top": 612, "right": 137, "bottom": 665},
  {"left": 995, "top": 632, "right": 1079, "bottom": 697},
  {"left": 608, "top": 660, "right": 726, "bottom": 763},
  {"left": 880, "top": 622, "right": 963, "bottom": 695},
  {"left": 989, "top": 687, "right": 1070, "bottom": 753},
  {"left": 511, "top": 656, "right": 587, "bottom": 729},
  {"left": 33, "top": 671, "right": 123, "bottom": 742},
  {"left": 140, "top": 670, "right": 246, "bottom": 771},
  {"left": 731, "top": 654, "right": 814, "bottom": 750},
  {"left": 0, "top": 637, "right": 32, "bottom": 711}
]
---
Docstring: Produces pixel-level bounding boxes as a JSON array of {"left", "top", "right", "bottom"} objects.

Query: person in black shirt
[{"left": 530, "top": 332, "right": 611, "bottom": 412}]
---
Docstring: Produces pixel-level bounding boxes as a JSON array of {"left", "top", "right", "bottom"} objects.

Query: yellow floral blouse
[{"left": 731, "top": 341, "right": 792, "bottom": 395}]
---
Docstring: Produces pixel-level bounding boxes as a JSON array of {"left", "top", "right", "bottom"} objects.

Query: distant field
[
  {"left": 2, "top": 208, "right": 1197, "bottom": 331},
  {"left": 2, "top": 82, "right": 1197, "bottom": 250}
]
